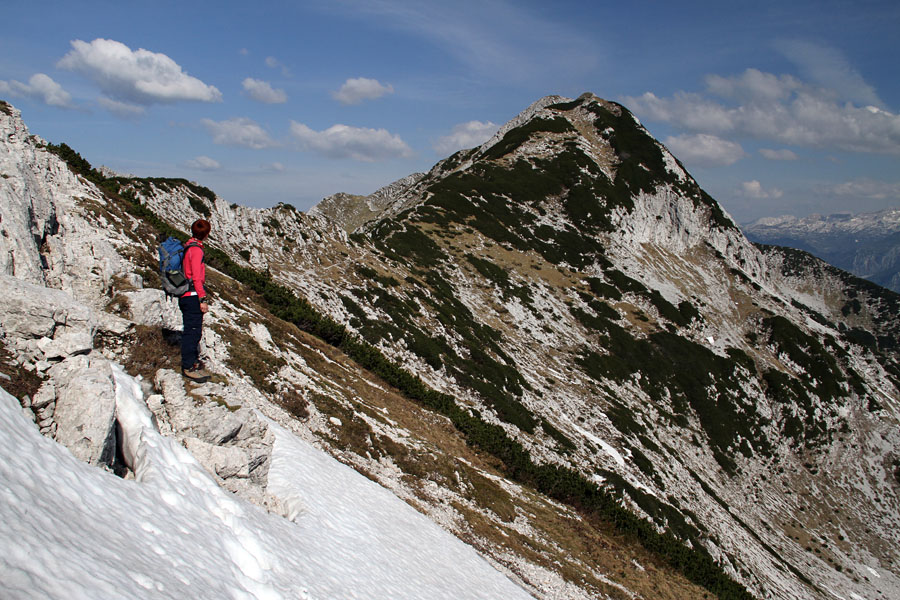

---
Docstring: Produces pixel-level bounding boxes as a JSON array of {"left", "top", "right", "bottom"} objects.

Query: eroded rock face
[
  {"left": 48, "top": 355, "right": 118, "bottom": 467},
  {"left": 122, "top": 288, "right": 182, "bottom": 331},
  {"left": 0, "top": 275, "right": 96, "bottom": 341},
  {"left": 0, "top": 274, "right": 129, "bottom": 369},
  {"left": 151, "top": 369, "right": 274, "bottom": 504}
]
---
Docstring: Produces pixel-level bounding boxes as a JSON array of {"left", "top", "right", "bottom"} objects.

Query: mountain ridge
[
  {"left": 2, "top": 94, "right": 899, "bottom": 599},
  {"left": 744, "top": 208, "right": 900, "bottom": 292}
]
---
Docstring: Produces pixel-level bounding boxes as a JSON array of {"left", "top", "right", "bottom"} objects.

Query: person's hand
[{"left": 199, "top": 301, "right": 209, "bottom": 314}]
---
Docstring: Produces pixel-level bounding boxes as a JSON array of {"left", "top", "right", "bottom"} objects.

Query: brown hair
[{"left": 191, "top": 219, "right": 211, "bottom": 240}]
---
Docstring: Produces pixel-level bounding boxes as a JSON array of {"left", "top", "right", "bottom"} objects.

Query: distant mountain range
[{"left": 743, "top": 209, "right": 900, "bottom": 292}]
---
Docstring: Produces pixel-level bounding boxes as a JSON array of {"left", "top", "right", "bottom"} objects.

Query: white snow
[
  {"left": 562, "top": 415, "right": 625, "bottom": 468},
  {"left": 0, "top": 365, "right": 532, "bottom": 599}
]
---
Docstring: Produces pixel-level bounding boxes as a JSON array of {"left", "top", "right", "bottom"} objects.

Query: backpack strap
[
  {"left": 182, "top": 241, "right": 205, "bottom": 293},
  {"left": 183, "top": 241, "right": 205, "bottom": 263}
]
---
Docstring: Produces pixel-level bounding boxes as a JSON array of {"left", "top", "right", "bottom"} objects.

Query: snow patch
[{"left": 0, "top": 367, "right": 531, "bottom": 599}]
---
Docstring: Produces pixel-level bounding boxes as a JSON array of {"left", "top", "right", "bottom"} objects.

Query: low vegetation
[{"left": 0, "top": 344, "right": 43, "bottom": 402}]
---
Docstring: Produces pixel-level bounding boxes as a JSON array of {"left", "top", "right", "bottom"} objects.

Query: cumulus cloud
[
  {"left": 332, "top": 78, "right": 394, "bottom": 105},
  {"left": 704, "top": 69, "right": 799, "bottom": 103},
  {"left": 0, "top": 73, "right": 73, "bottom": 108},
  {"left": 289, "top": 121, "right": 413, "bottom": 161},
  {"left": 184, "top": 156, "right": 221, "bottom": 171},
  {"left": 201, "top": 117, "right": 277, "bottom": 149},
  {"left": 623, "top": 67, "right": 900, "bottom": 155},
  {"left": 759, "top": 148, "right": 798, "bottom": 161},
  {"left": 737, "top": 180, "right": 784, "bottom": 199},
  {"left": 242, "top": 78, "right": 287, "bottom": 104},
  {"left": 433, "top": 120, "right": 499, "bottom": 156},
  {"left": 57, "top": 38, "right": 222, "bottom": 105},
  {"left": 664, "top": 133, "right": 745, "bottom": 167}
]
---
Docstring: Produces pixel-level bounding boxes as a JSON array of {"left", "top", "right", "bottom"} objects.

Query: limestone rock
[
  {"left": 183, "top": 437, "right": 250, "bottom": 479},
  {"left": 0, "top": 275, "right": 94, "bottom": 338},
  {"left": 123, "top": 288, "right": 182, "bottom": 330},
  {"left": 154, "top": 368, "right": 243, "bottom": 444},
  {"left": 31, "top": 381, "right": 57, "bottom": 410},
  {"left": 193, "top": 407, "right": 244, "bottom": 445},
  {"left": 49, "top": 356, "right": 117, "bottom": 466},
  {"left": 37, "top": 331, "right": 93, "bottom": 360}
]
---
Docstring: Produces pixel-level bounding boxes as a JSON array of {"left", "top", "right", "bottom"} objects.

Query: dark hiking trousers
[{"left": 178, "top": 295, "right": 203, "bottom": 370}]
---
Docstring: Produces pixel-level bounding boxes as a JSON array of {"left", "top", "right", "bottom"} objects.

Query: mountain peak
[{"left": 3, "top": 98, "right": 899, "bottom": 600}]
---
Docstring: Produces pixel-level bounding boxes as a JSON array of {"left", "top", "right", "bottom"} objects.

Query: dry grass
[
  {"left": 123, "top": 325, "right": 180, "bottom": 383},
  {"left": 105, "top": 294, "right": 132, "bottom": 319},
  {"left": 0, "top": 345, "right": 43, "bottom": 402}
]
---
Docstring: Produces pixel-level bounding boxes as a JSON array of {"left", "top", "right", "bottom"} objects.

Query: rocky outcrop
[
  {"left": 47, "top": 355, "right": 118, "bottom": 466},
  {"left": 0, "top": 103, "right": 123, "bottom": 303},
  {"left": 0, "top": 275, "right": 129, "bottom": 370},
  {"left": 122, "top": 288, "right": 182, "bottom": 331},
  {"left": 0, "top": 104, "right": 276, "bottom": 508},
  {"left": 150, "top": 369, "right": 274, "bottom": 504},
  {"left": 309, "top": 172, "right": 426, "bottom": 233}
]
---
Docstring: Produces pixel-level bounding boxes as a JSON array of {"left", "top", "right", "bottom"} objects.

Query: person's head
[{"left": 191, "top": 219, "right": 211, "bottom": 241}]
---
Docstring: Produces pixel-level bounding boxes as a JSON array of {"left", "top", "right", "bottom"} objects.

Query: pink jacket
[{"left": 181, "top": 238, "right": 206, "bottom": 299}]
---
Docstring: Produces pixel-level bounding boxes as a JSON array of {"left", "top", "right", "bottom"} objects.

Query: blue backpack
[{"left": 158, "top": 237, "right": 202, "bottom": 297}]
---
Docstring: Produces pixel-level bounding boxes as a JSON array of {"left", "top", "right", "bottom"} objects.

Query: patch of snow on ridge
[
  {"left": 560, "top": 414, "right": 625, "bottom": 468},
  {"left": 265, "top": 419, "right": 533, "bottom": 599},
  {"left": 0, "top": 367, "right": 531, "bottom": 600}
]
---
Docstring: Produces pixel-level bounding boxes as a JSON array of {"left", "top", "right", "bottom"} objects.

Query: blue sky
[{"left": 2, "top": 0, "right": 898, "bottom": 223}]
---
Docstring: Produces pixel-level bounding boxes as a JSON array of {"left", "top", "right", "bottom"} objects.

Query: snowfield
[{"left": 0, "top": 365, "right": 532, "bottom": 600}]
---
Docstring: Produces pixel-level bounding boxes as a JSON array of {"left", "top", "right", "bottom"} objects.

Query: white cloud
[
  {"left": 265, "top": 56, "right": 290, "bottom": 76},
  {"left": 824, "top": 179, "right": 900, "bottom": 200},
  {"left": 737, "top": 180, "right": 783, "bottom": 199},
  {"left": 777, "top": 40, "right": 884, "bottom": 108},
  {"left": 332, "top": 78, "right": 394, "bottom": 105},
  {"left": 289, "top": 121, "right": 413, "bottom": 161},
  {"left": 0, "top": 73, "right": 73, "bottom": 108},
  {"left": 184, "top": 156, "right": 221, "bottom": 171},
  {"left": 242, "top": 78, "right": 287, "bottom": 104},
  {"left": 327, "top": 1, "right": 599, "bottom": 84},
  {"left": 57, "top": 38, "right": 222, "bottom": 105},
  {"left": 97, "top": 96, "right": 145, "bottom": 117},
  {"left": 201, "top": 117, "right": 277, "bottom": 149},
  {"left": 433, "top": 120, "right": 499, "bottom": 156},
  {"left": 664, "top": 134, "right": 745, "bottom": 167},
  {"left": 759, "top": 148, "right": 798, "bottom": 161},
  {"left": 705, "top": 69, "right": 799, "bottom": 103},
  {"left": 623, "top": 68, "right": 900, "bottom": 155},
  {"left": 265, "top": 162, "right": 285, "bottom": 172}
]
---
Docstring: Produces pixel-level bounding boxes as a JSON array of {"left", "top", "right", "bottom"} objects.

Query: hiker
[{"left": 180, "top": 219, "right": 211, "bottom": 382}]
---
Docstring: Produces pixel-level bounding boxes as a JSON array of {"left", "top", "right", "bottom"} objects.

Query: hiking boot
[{"left": 182, "top": 363, "right": 210, "bottom": 383}]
